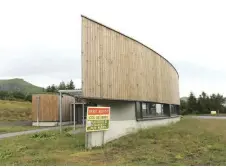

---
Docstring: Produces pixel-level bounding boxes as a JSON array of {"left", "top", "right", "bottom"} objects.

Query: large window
[
  {"left": 141, "top": 102, "right": 157, "bottom": 117},
  {"left": 170, "top": 104, "right": 180, "bottom": 115},
  {"left": 135, "top": 102, "right": 179, "bottom": 120}
]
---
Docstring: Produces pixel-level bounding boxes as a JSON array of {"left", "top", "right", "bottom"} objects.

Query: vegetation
[
  {"left": 46, "top": 80, "right": 76, "bottom": 93},
  {"left": 0, "top": 78, "right": 44, "bottom": 94},
  {"left": 0, "top": 91, "right": 32, "bottom": 102},
  {"left": 0, "top": 78, "right": 44, "bottom": 102},
  {"left": 1, "top": 118, "right": 226, "bottom": 165},
  {"left": 0, "top": 100, "right": 32, "bottom": 121},
  {"left": 0, "top": 79, "right": 76, "bottom": 102},
  {"left": 0, "top": 128, "right": 84, "bottom": 165},
  {"left": 180, "top": 91, "right": 226, "bottom": 115}
]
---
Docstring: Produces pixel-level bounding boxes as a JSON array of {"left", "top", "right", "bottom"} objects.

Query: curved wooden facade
[{"left": 81, "top": 16, "right": 180, "bottom": 105}]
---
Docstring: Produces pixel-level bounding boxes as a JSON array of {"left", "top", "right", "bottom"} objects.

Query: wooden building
[
  {"left": 32, "top": 94, "right": 81, "bottom": 126},
  {"left": 32, "top": 16, "right": 180, "bottom": 130},
  {"left": 81, "top": 16, "right": 181, "bottom": 148},
  {"left": 81, "top": 16, "right": 180, "bottom": 105}
]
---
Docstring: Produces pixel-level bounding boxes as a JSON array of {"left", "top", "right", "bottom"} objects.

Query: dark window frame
[{"left": 135, "top": 101, "right": 180, "bottom": 121}]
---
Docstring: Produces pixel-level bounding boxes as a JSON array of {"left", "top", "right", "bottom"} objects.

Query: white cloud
[{"left": 0, "top": 0, "right": 226, "bottom": 96}]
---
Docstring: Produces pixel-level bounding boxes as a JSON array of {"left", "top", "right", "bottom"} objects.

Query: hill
[{"left": 0, "top": 78, "right": 44, "bottom": 94}]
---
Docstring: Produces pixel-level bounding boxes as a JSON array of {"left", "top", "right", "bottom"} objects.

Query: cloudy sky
[{"left": 0, "top": 0, "right": 226, "bottom": 97}]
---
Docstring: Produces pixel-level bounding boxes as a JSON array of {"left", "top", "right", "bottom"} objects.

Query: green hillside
[{"left": 0, "top": 78, "right": 44, "bottom": 94}]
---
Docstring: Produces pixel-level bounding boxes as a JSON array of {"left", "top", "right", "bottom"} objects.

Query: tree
[
  {"left": 50, "top": 84, "right": 58, "bottom": 92},
  {"left": 58, "top": 81, "right": 66, "bottom": 90},
  {"left": 66, "top": 80, "right": 75, "bottom": 90},
  {"left": 12, "top": 91, "right": 25, "bottom": 100},
  {"left": 186, "top": 92, "right": 197, "bottom": 114},
  {"left": 0, "top": 91, "right": 8, "bottom": 100},
  {"left": 197, "top": 91, "right": 210, "bottom": 114},
  {"left": 46, "top": 86, "right": 52, "bottom": 92},
  {"left": 209, "top": 93, "right": 226, "bottom": 114},
  {"left": 180, "top": 99, "right": 187, "bottom": 115},
  {"left": 25, "top": 94, "right": 32, "bottom": 102}
]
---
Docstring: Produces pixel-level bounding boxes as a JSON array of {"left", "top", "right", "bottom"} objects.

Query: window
[
  {"left": 142, "top": 102, "right": 148, "bottom": 117},
  {"left": 135, "top": 102, "right": 169, "bottom": 120},
  {"left": 135, "top": 102, "right": 142, "bottom": 119},
  {"left": 170, "top": 105, "right": 179, "bottom": 115},
  {"left": 163, "top": 104, "right": 170, "bottom": 116}
]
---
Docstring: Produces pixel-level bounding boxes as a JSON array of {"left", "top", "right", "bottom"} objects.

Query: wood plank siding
[
  {"left": 82, "top": 16, "right": 180, "bottom": 105},
  {"left": 61, "top": 94, "right": 74, "bottom": 121},
  {"left": 32, "top": 94, "right": 58, "bottom": 121},
  {"left": 32, "top": 94, "right": 74, "bottom": 122}
]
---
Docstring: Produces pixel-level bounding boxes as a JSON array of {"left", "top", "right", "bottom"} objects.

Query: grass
[
  {"left": 0, "top": 126, "right": 43, "bottom": 134},
  {"left": 0, "top": 100, "right": 32, "bottom": 121},
  {"left": 2, "top": 118, "right": 226, "bottom": 165}
]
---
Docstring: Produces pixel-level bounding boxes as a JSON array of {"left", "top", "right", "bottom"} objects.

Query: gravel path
[
  {"left": 0, "top": 121, "right": 32, "bottom": 126},
  {"left": 0, "top": 126, "right": 84, "bottom": 140}
]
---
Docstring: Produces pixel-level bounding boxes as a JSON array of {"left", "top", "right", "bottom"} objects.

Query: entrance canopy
[{"left": 58, "top": 89, "right": 85, "bottom": 133}]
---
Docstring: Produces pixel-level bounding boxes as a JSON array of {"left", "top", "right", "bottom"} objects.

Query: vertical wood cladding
[
  {"left": 32, "top": 94, "right": 74, "bottom": 122},
  {"left": 82, "top": 16, "right": 180, "bottom": 105},
  {"left": 32, "top": 94, "right": 58, "bottom": 121}
]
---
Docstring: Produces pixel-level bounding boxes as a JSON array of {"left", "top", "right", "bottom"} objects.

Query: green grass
[
  {"left": 0, "top": 126, "right": 43, "bottom": 134},
  {"left": 0, "top": 100, "right": 32, "bottom": 121},
  {"left": 1, "top": 118, "right": 226, "bottom": 165},
  {"left": 0, "top": 78, "right": 43, "bottom": 94},
  {"left": 0, "top": 128, "right": 84, "bottom": 166}
]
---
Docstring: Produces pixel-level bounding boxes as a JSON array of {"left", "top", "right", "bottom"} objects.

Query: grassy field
[
  {"left": 0, "top": 100, "right": 32, "bottom": 121},
  {"left": 1, "top": 118, "right": 226, "bottom": 165}
]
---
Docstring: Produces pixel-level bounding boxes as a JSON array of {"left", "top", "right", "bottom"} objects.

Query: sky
[{"left": 0, "top": 0, "right": 226, "bottom": 97}]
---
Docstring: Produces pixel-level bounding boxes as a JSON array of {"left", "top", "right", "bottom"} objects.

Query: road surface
[
  {"left": 191, "top": 115, "right": 226, "bottom": 119},
  {"left": 0, "top": 126, "right": 83, "bottom": 140}
]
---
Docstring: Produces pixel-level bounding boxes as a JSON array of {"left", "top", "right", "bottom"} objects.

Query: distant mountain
[
  {"left": 180, "top": 97, "right": 188, "bottom": 102},
  {"left": 0, "top": 78, "right": 44, "bottom": 94}
]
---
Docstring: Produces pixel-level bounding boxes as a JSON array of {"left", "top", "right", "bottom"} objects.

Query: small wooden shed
[{"left": 32, "top": 94, "right": 75, "bottom": 126}]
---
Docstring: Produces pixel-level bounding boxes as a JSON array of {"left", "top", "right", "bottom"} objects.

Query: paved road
[
  {"left": 0, "top": 126, "right": 84, "bottom": 140},
  {"left": 192, "top": 116, "right": 226, "bottom": 119},
  {"left": 0, "top": 121, "right": 32, "bottom": 126}
]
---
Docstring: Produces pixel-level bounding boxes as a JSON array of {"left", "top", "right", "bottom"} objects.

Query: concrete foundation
[
  {"left": 86, "top": 117, "right": 180, "bottom": 148},
  {"left": 32, "top": 121, "right": 73, "bottom": 127}
]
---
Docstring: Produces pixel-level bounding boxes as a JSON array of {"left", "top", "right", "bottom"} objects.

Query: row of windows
[{"left": 135, "top": 102, "right": 179, "bottom": 120}]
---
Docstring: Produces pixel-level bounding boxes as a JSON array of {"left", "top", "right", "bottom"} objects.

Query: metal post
[
  {"left": 59, "top": 92, "right": 62, "bottom": 133},
  {"left": 82, "top": 103, "right": 85, "bottom": 127},
  {"left": 36, "top": 96, "right": 40, "bottom": 126},
  {"left": 74, "top": 101, "right": 76, "bottom": 131},
  {"left": 169, "top": 104, "right": 171, "bottom": 117},
  {"left": 102, "top": 131, "right": 105, "bottom": 146}
]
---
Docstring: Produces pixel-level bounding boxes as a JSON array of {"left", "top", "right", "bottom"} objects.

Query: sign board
[
  {"left": 211, "top": 111, "right": 217, "bottom": 115},
  {"left": 86, "top": 107, "right": 110, "bottom": 132}
]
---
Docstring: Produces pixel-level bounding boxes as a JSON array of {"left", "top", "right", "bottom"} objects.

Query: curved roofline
[{"left": 81, "top": 15, "right": 179, "bottom": 78}]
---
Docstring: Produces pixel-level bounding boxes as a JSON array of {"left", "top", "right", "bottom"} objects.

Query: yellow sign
[
  {"left": 86, "top": 107, "right": 110, "bottom": 132},
  {"left": 211, "top": 111, "right": 217, "bottom": 115}
]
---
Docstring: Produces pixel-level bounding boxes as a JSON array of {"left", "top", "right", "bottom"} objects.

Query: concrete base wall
[
  {"left": 86, "top": 117, "right": 180, "bottom": 148},
  {"left": 32, "top": 121, "right": 73, "bottom": 127},
  {"left": 85, "top": 100, "right": 181, "bottom": 148}
]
